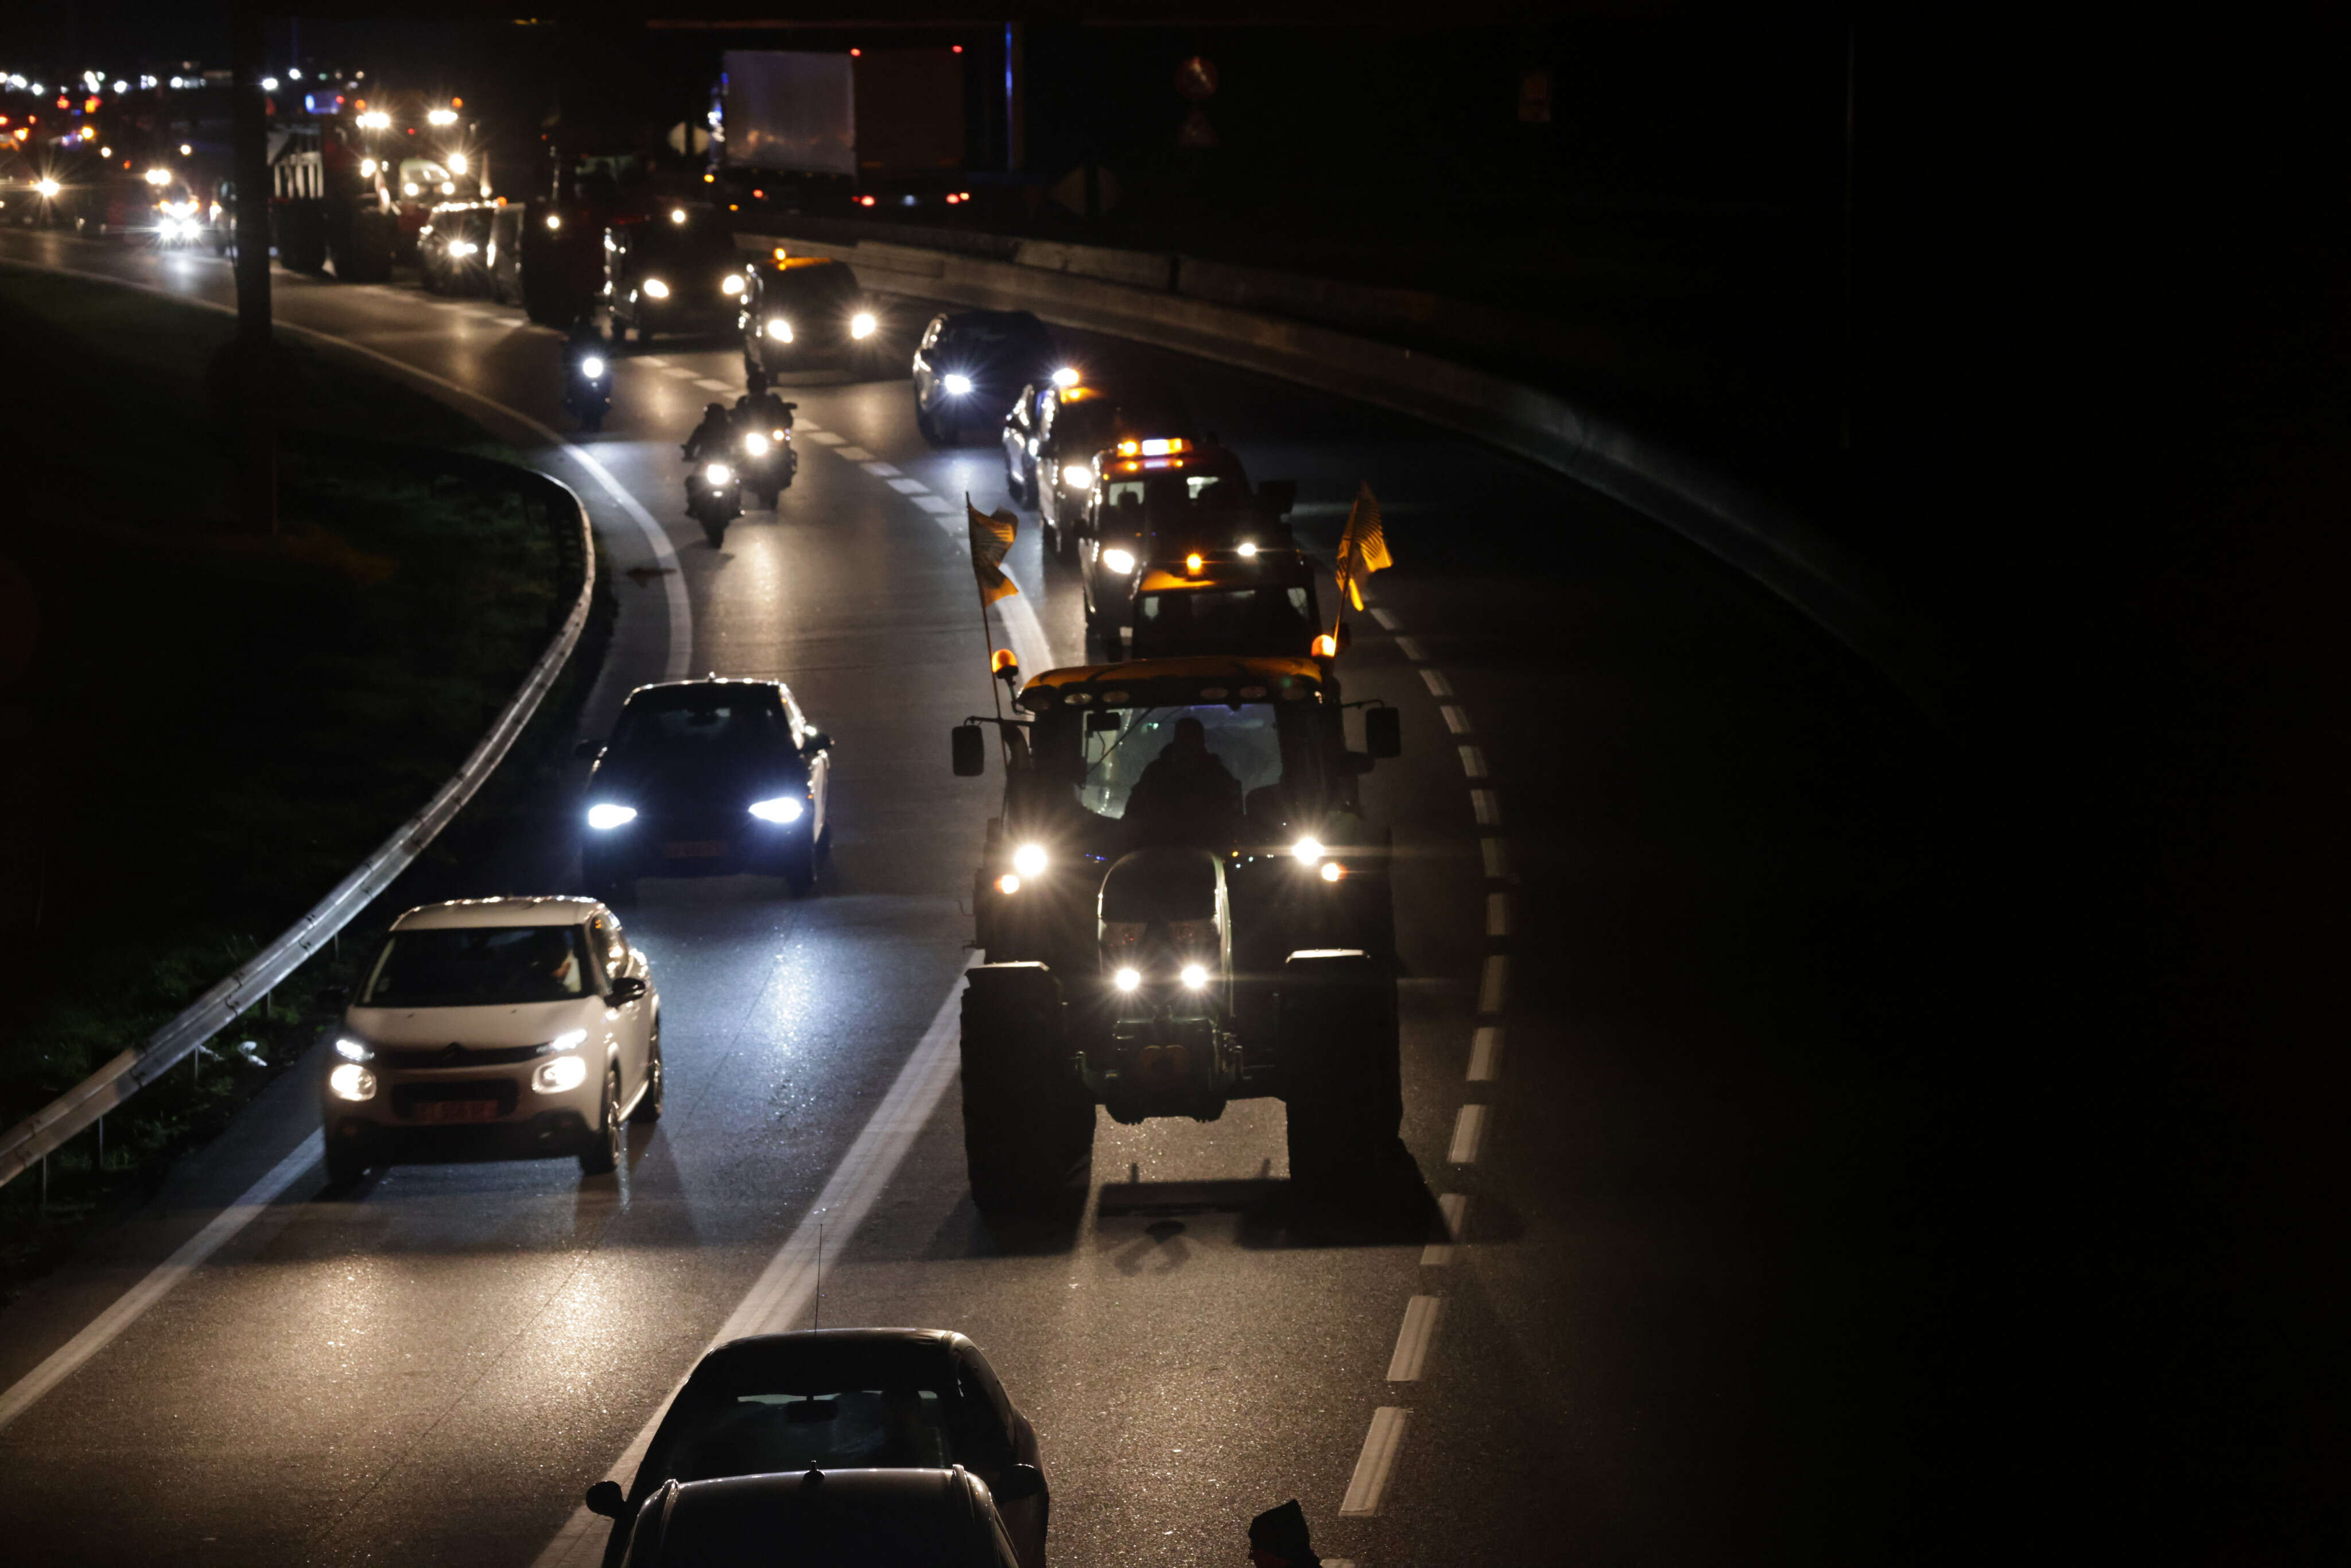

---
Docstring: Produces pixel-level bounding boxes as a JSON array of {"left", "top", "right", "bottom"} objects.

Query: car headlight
[
  {"left": 1062, "top": 464, "right": 1093, "bottom": 490},
  {"left": 587, "top": 803, "right": 638, "bottom": 830},
  {"left": 942, "top": 374, "right": 973, "bottom": 397},
  {"left": 721, "top": 273, "right": 744, "bottom": 295},
  {"left": 766, "top": 317, "right": 793, "bottom": 341},
  {"left": 1237, "top": 541, "right": 1258, "bottom": 557},
  {"left": 540, "top": 1029, "right": 588, "bottom": 1055},
  {"left": 403, "top": 181, "right": 420, "bottom": 196},
  {"left": 1320, "top": 861, "right": 1345, "bottom": 883},
  {"left": 642, "top": 277, "right": 670, "bottom": 298},
  {"left": 743, "top": 430, "right": 770, "bottom": 456},
  {"left": 447, "top": 240, "right": 478, "bottom": 257},
  {"left": 851, "top": 311, "right": 877, "bottom": 339},
  {"left": 1101, "top": 547, "right": 1136, "bottom": 576},
  {"left": 747, "top": 795, "right": 804, "bottom": 823},
  {"left": 995, "top": 874, "right": 1022, "bottom": 896},
  {"left": 1114, "top": 967, "right": 1141, "bottom": 993},
  {"left": 580, "top": 356, "right": 605, "bottom": 378},
  {"left": 704, "top": 462, "right": 732, "bottom": 485},
  {"left": 545, "top": 212, "right": 562, "bottom": 230},
  {"left": 1291, "top": 837, "right": 1325, "bottom": 864},
  {"left": 36, "top": 179, "right": 61, "bottom": 198},
  {"left": 1012, "top": 843, "right": 1048, "bottom": 877},
  {"left": 1180, "top": 964, "right": 1209, "bottom": 989},
  {"left": 328, "top": 1064, "right": 377, "bottom": 1102},
  {"left": 533, "top": 1055, "right": 589, "bottom": 1094},
  {"left": 1051, "top": 366, "right": 1078, "bottom": 388},
  {"left": 334, "top": 1037, "right": 373, "bottom": 1063}
]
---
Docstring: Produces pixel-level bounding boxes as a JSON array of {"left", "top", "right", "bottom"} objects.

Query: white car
[{"left": 321, "top": 897, "right": 661, "bottom": 1185}]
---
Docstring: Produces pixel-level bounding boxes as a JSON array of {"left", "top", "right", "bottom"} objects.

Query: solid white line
[
  {"left": 1447, "top": 1104, "right": 1487, "bottom": 1164},
  {"left": 1394, "top": 635, "right": 1429, "bottom": 662},
  {"left": 1440, "top": 705, "right": 1471, "bottom": 736},
  {"left": 1338, "top": 1407, "right": 1410, "bottom": 1517},
  {"left": 1480, "top": 837, "right": 1509, "bottom": 879},
  {"left": 1386, "top": 1296, "right": 1445, "bottom": 1381},
  {"left": 1485, "top": 893, "right": 1510, "bottom": 938},
  {"left": 1418, "top": 667, "right": 1454, "bottom": 699},
  {"left": 1458, "top": 745, "right": 1488, "bottom": 779},
  {"left": 1467, "top": 1026, "right": 1503, "bottom": 1082},
  {"left": 1470, "top": 789, "right": 1500, "bottom": 826},
  {"left": 1421, "top": 1191, "right": 1469, "bottom": 1266},
  {"left": 835, "top": 445, "right": 875, "bottom": 461},
  {"left": 806, "top": 430, "right": 845, "bottom": 445},
  {"left": 886, "top": 477, "right": 929, "bottom": 495},
  {"left": 531, "top": 967, "right": 975, "bottom": 1568},
  {"left": 1368, "top": 607, "right": 1400, "bottom": 631},
  {"left": 794, "top": 418, "right": 823, "bottom": 432},
  {"left": 860, "top": 461, "right": 902, "bottom": 477},
  {"left": 660, "top": 366, "right": 696, "bottom": 380},
  {"left": 911, "top": 495, "right": 957, "bottom": 514},
  {"left": 0, "top": 1131, "right": 323, "bottom": 1434},
  {"left": 1477, "top": 956, "right": 1508, "bottom": 1015}
]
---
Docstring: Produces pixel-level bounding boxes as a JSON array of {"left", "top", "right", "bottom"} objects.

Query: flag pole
[{"left": 967, "top": 493, "right": 1006, "bottom": 733}]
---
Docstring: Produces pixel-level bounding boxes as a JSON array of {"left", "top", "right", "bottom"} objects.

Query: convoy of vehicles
[
  {"left": 913, "top": 309, "right": 1058, "bottom": 444},
  {"left": 417, "top": 200, "right": 492, "bottom": 293},
  {"left": 740, "top": 250, "right": 886, "bottom": 381},
  {"left": 607, "top": 202, "right": 746, "bottom": 343},
  {"left": 1002, "top": 383, "right": 1196, "bottom": 557}
]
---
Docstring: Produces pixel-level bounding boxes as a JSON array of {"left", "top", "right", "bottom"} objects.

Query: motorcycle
[
  {"left": 564, "top": 351, "right": 612, "bottom": 432},
  {"left": 737, "top": 424, "right": 797, "bottom": 509},
  {"left": 686, "top": 459, "right": 743, "bottom": 547}
]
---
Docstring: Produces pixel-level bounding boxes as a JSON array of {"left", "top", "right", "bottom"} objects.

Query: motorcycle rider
[
  {"left": 682, "top": 402, "right": 736, "bottom": 463},
  {"left": 738, "top": 387, "right": 796, "bottom": 436}
]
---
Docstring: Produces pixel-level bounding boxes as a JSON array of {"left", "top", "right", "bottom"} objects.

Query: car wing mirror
[
  {"left": 802, "top": 730, "right": 833, "bottom": 754},
  {"left": 574, "top": 739, "right": 604, "bottom": 760},
  {"left": 994, "top": 1464, "right": 1047, "bottom": 1503},
  {"left": 607, "top": 976, "right": 649, "bottom": 1004},
  {"left": 952, "top": 723, "right": 987, "bottom": 777},
  {"left": 1365, "top": 705, "right": 1402, "bottom": 759},
  {"left": 584, "top": 1480, "right": 627, "bottom": 1519}
]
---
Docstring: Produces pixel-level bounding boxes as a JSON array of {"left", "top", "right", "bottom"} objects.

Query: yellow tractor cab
[{"left": 1127, "top": 546, "right": 1323, "bottom": 661}]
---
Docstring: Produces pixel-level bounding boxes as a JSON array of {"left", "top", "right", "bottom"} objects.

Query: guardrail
[
  {"left": 0, "top": 453, "right": 597, "bottom": 1191},
  {"left": 740, "top": 220, "right": 1953, "bottom": 725}
]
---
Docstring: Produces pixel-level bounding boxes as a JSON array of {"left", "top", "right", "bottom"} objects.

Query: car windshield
[
  {"left": 612, "top": 691, "right": 788, "bottom": 758},
  {"left": 774, "top": 263, "right": 860, "bottom": 308},
  {"left": 360, "top": 925, "right": 593, "bottom": 1008},
  {"left": 664, "top": 1388, "right": 960, "bottom": 1481},
  {"left": 661, "top": 1492, "right": 989, "bottom": 1568},
  {"left": 637, "top": 216, "right": 736, "bottom": 264},
  {"left": 1136, "top": 587, "right": 1315, "bottom": 656}
]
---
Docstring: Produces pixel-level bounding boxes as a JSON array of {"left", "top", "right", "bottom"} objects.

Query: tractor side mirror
[
  {"left": 1256, "top": 479, "right": 1297, "bottom": 516},
  {"left": 951, "top": 723, "right": 987, "bottom": 777},
  {"left": 1365, "top": 706, "right": 1402, "bottom": 759},
  {"left": 584, "top": 1481, "right": 626, "bottom": 1519}
]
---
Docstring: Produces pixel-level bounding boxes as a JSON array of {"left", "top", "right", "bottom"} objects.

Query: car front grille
[
  {"left": 390, "top": 1079, "right": 521, "bottom": 1121},
  {"left": 376, "top": 1043, "right": 544, "bottom": 1070}
]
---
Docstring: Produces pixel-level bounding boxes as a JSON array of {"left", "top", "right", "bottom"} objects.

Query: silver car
[{"left": 321, "top": 897, "right": 662, "bottom": 1185}]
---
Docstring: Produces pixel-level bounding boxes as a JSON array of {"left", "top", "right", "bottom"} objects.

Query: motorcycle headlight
[
  {"left": 721, "top": 273, "right": 745, "bottom": 295},
  {"left": 943, "top": 374, "right": 973, "bottom": 397},
  {"left": 328, "top": 1064, "right": 377, "bottom": 1102},
  {"left": 1012, "top": 843, "right": 1048, "bottom": 877},
  {"left": 333, "top": 1037, "right": 374, "bottom": 1063},
  {"left": 851, "top": 311, "right": 877, "bottom": 339},
  {"left": 747, "top": 796, "right": 804, "bottom": 823},
  {"left": 743, "top": 431, "right": 771, "bottom": 456},
  {"left": 580, "top": 356, "right": 605, "bottom": 378},
  {"left": 533, "top": 1055, "right": 589, "bottom": 1094},
  {"left": 1101, "top": 548, "right": 1136, "bottom": 576},
  {"left": 642, "top": 277, "right": 670, "bottom": 299},
  {"left": 766, "top": 317, "right": 793, "bottom": 341},
  {"left": 587, "top": 804, "right": 638, "bottom": 830},
  {"left": 1062, "top": 464, "right": 1094, "bottom": 490},
  {"left": 705, "top": 463, "right": 732, "bottom": 485}
]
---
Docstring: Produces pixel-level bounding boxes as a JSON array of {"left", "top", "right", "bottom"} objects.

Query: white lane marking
[
  {"left": 694, "top": 378, "right": 734, "bottom": 393},
  {"left": 911, "top": 495, "right": 957, "bottom": 514},
  {"left": 1368, "top": 607, "right": 1400, "bottom": 630},
  {"left": 1448, "top": 1104, "right": 1488, "bottom": 1165},
  {"left": 635, "top": 355, "right": 672, "bottom": 367},
  {"left": 531, "top": 969, "right": 974, "bottom": 1568},
  {"left": 0, "top": 261, "right": 695, "bottom": 684},
  {"left": 1480, "top": 837, "right": 1510, "bottom": 879},
  {"left": 1440, "top": 705, "right": 1471, "bottom": 736},
  {"left": 1421, "top": 1191, "right": 1470, "bottom": 1266},
  {"left": 1339, "top": 1407, "right": 1410, "bottom": 1517},
  {"left": 1477, "top": 956, "right": 1508, "bottom": 1015},
  {"left": 835, "top": 445, "right": 875, "bottom": 461},
  {"left": 1471, "top": 789, "right": 1500, "bottom": 826},
  {"left": 886, "top": 477, "right": 929, "bottom": 495},
  {"left": 860, "top": 461, "right": 902, "bottom": 477},
  {"left": 1419, "top": 667, "right": 1455, "bottom": 699},
  {"left": 1485, "top": 894, "right": 1510, "bottom": 939},
  {"left": 1385, "top": 1296, "right": 1445, "bottom": 1381},
  {"left": 1394, "top": 635, "right": 1429, "bottom": 662},
  {"left": 806, "top": 430, "right": 845, "bottom": 445},
  {"left": 660, "top": 366, "right": 696, "bottom": 381},
  {"left": 793, "top": 418, "right": 822, "bottom": 432},
  {"left": 0, "top": 1132, "right": 323, "bottom": 1435},
  {"left": 1457, "top": 744, "right": 1488, "bottom": 779},
  {"left": 1468, "top": 1026, "right": 1503, "bottom": 1082}
]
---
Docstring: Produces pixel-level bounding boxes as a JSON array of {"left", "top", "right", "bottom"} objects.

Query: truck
[{"left": 715, "top": 48, "right": 967, "bottom": 212}]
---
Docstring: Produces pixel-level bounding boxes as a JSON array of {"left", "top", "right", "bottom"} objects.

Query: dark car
[
  {"left": 608, "top": 203, "right": 746, "bottom": 344},
  {"left": 741, "top": 252, "right": 886, "bottom": 381},
  {"left": 486, "top": 203, "right": 526, "bottom": 304},
  {"left": 585, "top": 1330, "right": 1050, "bottom": 1568},
  {"left": 1005, "top": 385, "right": 1193, "bottom": 558},
  {"left": 418, "top": 201, "right": 492, "bottom": 294},
  {"left": 606, "top": 1469, "right": 1034, "bottom": 1568},
  {"left": 912, "top": 310, "right": 1058, "bottom": 445},
  {"left": 577, "top": 678, "right": 833, "bottom": 899},
  {"left": 1078, "top": 441, "right": 1283, "bottom": 644}
]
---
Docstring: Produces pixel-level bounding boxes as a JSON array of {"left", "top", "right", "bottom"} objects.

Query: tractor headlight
[
  {"left": 943, "top": 374, "right": 973, "bottom": 397},
  {"left": 1180, "top": 964, "right": 1209, "bottom": 989},
  {"left": 642, "top": 277, "right": 670, "bottom": 298},
  {"left": 722, "top": 273, "right": 744, "bottom": 296},
  {"left": 533, "top": 1055, "right": 589, "bottom": 1094},
  {"left": 328, "top": 1064, "right": 377, "bottom": 1101},
  {"left": 1291, "top": 837, "right": 1325, "bottom": 864},
  {"left": 1320, "top": 861, "right": 1345, "bottom": 883},
  {"left": 447, "top": 240, "right": 477, "bottom": 257},
  {"left": 851, "top": 311, "right": 877, "bottom": 339},
  {"left": 1051, "top": 366, "right": 1078, "bottom": 389},
  {"left": 1101, "top": 547, "right": 1136, "bottom": 576},
  {"left": 1012, "top": 843, "right": 1048, "bottom": 877},
  {"left": 1114, "top": 968, "right": 1141, "bottom": 993},
  {"left": 587, "top": 804, "right": 638, "bottom": 830},
  {"left": 747, "top": 796, "right": 804, "bottom": 823},
  {"left": 704, "top": 463, "right": 732, "bottom": 485},
  {"left": 766, "top": 317, "right": 793, "bottom": 341}
]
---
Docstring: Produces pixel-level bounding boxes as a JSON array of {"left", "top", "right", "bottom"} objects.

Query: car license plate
[
  {"left": 664, "top": 840, "right": 727, "bottom": 859},
  {"left": 417, "top": 1100, "right": 501, "bottom": 1124}
]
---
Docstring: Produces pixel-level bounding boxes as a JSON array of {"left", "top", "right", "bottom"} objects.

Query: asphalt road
[{"left": 0, "top": 231, "right": 1957, "bottom": 1566}]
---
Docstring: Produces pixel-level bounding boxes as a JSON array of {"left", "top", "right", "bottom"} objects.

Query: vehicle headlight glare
[
  {"left": 744, "top": 431, "right": 770, "bottom": 456},
  {"left": 995, "top": 874, "right": 1021, "bottom": 896},
  {"left": 1320, "top": 861, "right": 1344, "bottom": 883},
  {"left": 942, "top": 374, "right": 973, "bottom": 397},
  {"left": 547, "top": 1029, "right": 588, "bottom": 1053},
  {"left": 1114, "top": 968, "right": 1141, "bottom": 993},
  {"left": 1101, "top": 547, "right": 1136, "bottom": 576},
  {"left": 1051, "top": 366, "right": 1078, "bottom": 388},
  {"left": 533, "top": 1055, "right": 589, "bottom": 1094},
  {"left": 545, "top": 212, "right": 562, "bottom": 230},
  {"left": 36, "top": 179, "right": 61, "bottom": 197},
  {"left": 580, "top": 356, "right": 604, "bottom": 378},
  {"left": 851, "top": 311, "right": 877, "bottom": 339},
  {"left": 1012, "top": 843, "right": 1048, "bottom": 877},
  {"left": 587, "top": 803, "right": 638, "bottom": 830},
  {"left": 642, "top": 277, "right": 670, "bottom": 298},
  {"left": 747, "top": 796, "right": 804, "bottom": 823},
  {"left": 447, "top": 240, "right": 476, "bottom": 257},
  {"left": 721, "top": 273, "right": 744, "bottom": 295},
  {"left": 334, "top": 1037, "right": 373, "bottom": 1063},
  {"left": 1062, "top": 464, "right": 1093, "bottom": 490},
  {"left": 1181, "top": 964, "right": 1208, "bottom": 989},
  {"left": 1291, "top": 837, "right": 1325, "bottom": 864},
  {"left": 765, "top": 316, "right": 796, "bottom": 342},
  {"left": 328, "top": 1063, "right": 377, "bottom": 1101},
  {"left": 704, "top": 463, "right": 732, "bottom": 485},
  {"left": 1238, "top": 541, "right": 1258, "bottom": 557}
]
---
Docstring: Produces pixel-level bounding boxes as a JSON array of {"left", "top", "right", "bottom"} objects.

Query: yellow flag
[
  {"left": 1334, "top": 482, "right": 1392, "bottom": 611},
  {"left": 967, "top": 496, "right": 1019, "bottom": 605}
]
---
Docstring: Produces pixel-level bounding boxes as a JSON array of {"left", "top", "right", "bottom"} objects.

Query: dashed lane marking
[
  {"left": 636, "top": 355, "right": 671, "bottom": 367},
  {"left": 1468, "top": 1026, "right": 1503, "bottom": 1082},
  {"left": 1368, "top": 607, "right": 1400, "bottom": 630},
  {"left": 1485, "top": 894, "right": 1510, "bottom": 938},
  {"left": 1477, "top": 956, "right": 1508, "bottom": 1015},
  {"left": 860, "top": 461, "right": 902, "bottom": 477},
  {"left": 1394, "top": 635, "right": 1429, "bottom": 662},
  {"left": 1471, "top": 789, "right": 1500, "bottom": 826},
  {"left": 1480, "top": 837, "right": 1510, "bottom": 878},
  {"left": 835, "top": 445, "right": 874, "bottom": 461},
  {"left": 886, "top": 478, "right": 929, "bottom": 495},
  {"left": 1447, "top": 1104, "right": 1488, "bottom": 1165},
  {"left": 1339, "top": 1407, "right": 1410, "bottom": 1517},
  {"left": 1440, "top": 705, "right": 1472, "bottom": 735},
  {"left": 660, "top": 366, "right": 696, "bottom": 381},
  {"left": 806, "top": 430, "right": 845, "bottom": 445},
  {"left": 1385, "top": 1296, "right": 1445, "bottom": 1381},
  {"left": 1421, "top": 1193, "right": 1469, "bottom": 1267},
  {"left": 1419, "top": 667, "right": 1455, "bottom": 699},
  {"left": 694, "top": 378, "right": 734, "bottom": 393},
  {"left": 911, "top": 495, "right": 957, "bottom": 514},
  {"left": 1458, "top": 745, "right": 1489, "bottom": 779}
]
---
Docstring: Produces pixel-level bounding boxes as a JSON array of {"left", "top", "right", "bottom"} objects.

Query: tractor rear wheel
[
  {"left": 961, "top": 964, "right": 1095, "bottom": 1214},
  {"left": 1279, "top": 950, "right": 1404, "bottom": 1193}
]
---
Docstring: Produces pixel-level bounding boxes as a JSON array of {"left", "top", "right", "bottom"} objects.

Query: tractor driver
[{"left": 1123, "top": 716, "right": 1241, "bottom": 843}]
